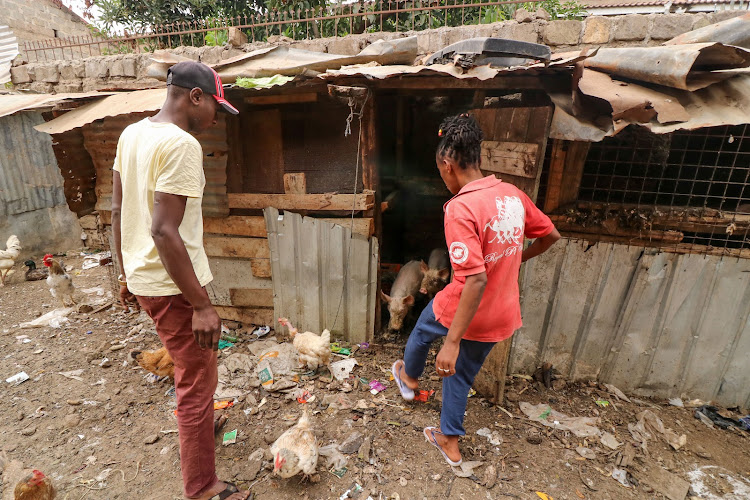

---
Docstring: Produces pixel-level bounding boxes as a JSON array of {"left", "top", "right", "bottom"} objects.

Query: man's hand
[
  {"left": 192, "top": 305, "right": 222, "bottom": 350},
  {"left": 119, "top": 285, "right": 140, "bottom": 313},
  {"left": 436, "top": 340, "right": 460, "bottom": 377}
]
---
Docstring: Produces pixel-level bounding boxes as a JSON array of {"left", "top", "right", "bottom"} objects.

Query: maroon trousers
[{"left": 137, "top": 294, "right": 218, "bottom": 498}]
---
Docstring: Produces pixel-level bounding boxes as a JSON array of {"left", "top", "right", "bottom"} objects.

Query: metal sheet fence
[
  {"left": 512, "top": 237, "right": 750, "bottom": 407},
  {"left": 0, "top": 112, "right": 68, "bottom": 216},
  {"left": 20, "top": 0, "right": 543, "bottom": 62},
  {"left": 264, "top": 207, "right": 379, "bottom": 344}
]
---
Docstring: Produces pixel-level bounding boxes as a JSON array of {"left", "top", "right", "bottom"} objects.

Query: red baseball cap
[{"left": 167, "top": 61, "right": 239, "bottom": 115}]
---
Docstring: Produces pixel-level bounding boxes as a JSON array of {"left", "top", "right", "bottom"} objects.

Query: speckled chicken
[
  {"left": 270, "top": 410, "right": 319, "bottom": 479},
  {"left": 42, "top": 254, "right": 76, "bottom": 307},
  {"left": 278, "top": 317, "right": 331, "bottom": 371}
]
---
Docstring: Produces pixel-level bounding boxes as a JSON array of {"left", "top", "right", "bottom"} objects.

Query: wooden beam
[
  {"left": 480, "top": 140, "right": 539, "bottom": 178},
  {"left": 245, "top": 93, "right": 318, "bottom": 105},
  {"left": 251, "top": 259, "right": 272, "bottom": 278},
  {"left": 230, "top": 288, "right": 274, "bottom": 308},
  {"left": 559, "top": 141, "right": 590, "bottom": 207},
  {"left": 283, "top": 173, "right": 307, "bottom": 194},
  {"left": 227, "top": 192, "right": 374, "bottom": 211},
  {"left": 204, "top": 216, "right": 267, "bottom": 237},
  {"left": 214, "top": 305, "right": 273, "bottom": 326},
  {"left": 544, "top": 140, "right": 566, "bottom": 213},
  {"left": 318, "top": 76, "right": 546, "bottom": 91},
  {"left": 204, "top": 236, "right": 270, "bottom": 259}
]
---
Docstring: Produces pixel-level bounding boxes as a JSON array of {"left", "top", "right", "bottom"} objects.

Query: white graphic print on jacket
[{"left": 485, "top": 196, "right": 525, "bottom": 245}]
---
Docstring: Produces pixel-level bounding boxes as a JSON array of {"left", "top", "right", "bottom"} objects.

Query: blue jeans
[{"left": 403, "top": 300, "right": 496, "bottom": 436}]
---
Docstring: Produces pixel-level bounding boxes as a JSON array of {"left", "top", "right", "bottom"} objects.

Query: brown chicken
[
  {"left": 42, "top": 255, "right": 76, "bottom": 307},
  {"left": 270, "top": 410, "right": 319, "bottom": 479},
  {"left": 128, "top": 347, "right": 175, "bottom": 380},
  {"left": 14, "top": 469, "right": 56, "bottom": 500}
]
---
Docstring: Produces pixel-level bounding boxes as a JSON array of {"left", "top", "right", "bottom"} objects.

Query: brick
[
  {"left": 59, "top": 61, "right": 85, "bottom": 80},
  {"left": 292, "top": 39, "right": 328, "bottom": 53},
  {"left": 709, "top": 10, "right": 745, "bottom": 24},
  {"left": 110, "top": 56, "right": 137, "bottom": 77},
  {"left": 649, "top": 14, "right": 694, "bottom": 40},
  {"left": 582, "top": 16, "right": 611, "bottom": 44},
  {"left": 613, "top": 14, "right": 649, "bottom": 41},
  {"left": 543, "top": 20, "right": 582, "bottom": 46},
  {"left": 85, "top": 58, "right": 109, "bottom": 78},
  {"left": 328, "top": 36, "right": 364, "bottom": 55},
  {"left": 55, "top": 80, "right": 83, "bottom": 93},
  {"left": 10, "top": 65, "right": 30, "bottom": 84},
  {"left": 29, "top": 81, "right": 54, "bottom": 93},
  {"left": 199, "top": 45, "right": 224, "bottom": 64},
  {"left": 691, "top": 13, "right": 711, "bottom": 30},
  {"left": 417, "top": 28, "right": 450, "bottom": 55},
  {"left": 514, "top": 8, "right": 533, "bottom": 23},
  {"left": 535, "top": 8, "right": 551, "bottom": 21},
  {"left": 34, "top": 63, "right": 59, "bottom": 83}
]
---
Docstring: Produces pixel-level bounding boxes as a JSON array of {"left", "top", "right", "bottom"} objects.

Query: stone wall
[
  {"left": 9, "top": 10, "right": 747, "bottom": 94},
  {"left": 0, "top": 0, "right": 91, "bottom": 46}
]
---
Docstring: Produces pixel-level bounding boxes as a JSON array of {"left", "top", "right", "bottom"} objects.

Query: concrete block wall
[
  {"left": 0, "top": 0, "right": 91, "bottom": 46},
  {"left": 9, "top": 10, "right": 747, "bottom": 94}
]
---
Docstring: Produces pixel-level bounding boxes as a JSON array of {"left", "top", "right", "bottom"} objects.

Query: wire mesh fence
[
  {"left": 554, "top": 125, "right": 750, "bottom": 258},
  {"left": 21, "top": 0, "right": 543, "bottom": 62}
]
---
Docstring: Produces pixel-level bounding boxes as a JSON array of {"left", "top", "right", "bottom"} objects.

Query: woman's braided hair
[{"left": 437, "top": 113, "right": 484, "bottom": 169}]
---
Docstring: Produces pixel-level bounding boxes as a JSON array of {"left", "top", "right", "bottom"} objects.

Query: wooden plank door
[{"left": 471, "top": 103, "right": 554, "bottom": 403}]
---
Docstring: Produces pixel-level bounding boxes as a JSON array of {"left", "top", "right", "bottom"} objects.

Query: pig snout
[{"left": 419, "top": 288, "right": 428, "bottom": 295}]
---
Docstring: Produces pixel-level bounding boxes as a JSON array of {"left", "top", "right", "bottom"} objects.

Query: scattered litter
[
  {"left": 694, "top": 405, "right": 741, "bottom": 430},
  {"left": 256, "top": 364, "right": 274, "bottom": 388},
  {"left": 221, "top": 333, "right": 239, "bottom": 343},
  {"left": 604, "top": 384, "right": 631, "bottom": 403},
  {"left": 82, "top": 252, "right": 111, "bottom": 269},
  {"left": 217, "top": 339, "right": 234, "bottom": 350},
  {"left": 576, "top": 446, "right": 596, "bottom": 460},
  {"left": 320, "top": 444, "right": 348, "bottom": 469},
  {"left": 338, "top": 432, "right": 364, "bottom": 454},
  {"left": 476, "top": 427, "right": 503, "bottom": 446},
  {"left": 330, "top": 467, "right": 348, "bottom": 478},
  {"left": 214, "top": 401, "right": 234, "bottom": 410},
  {"left": 629, "top": 410, "right": 686, "bottom": 451},
  {"left": 634, "top": 461, "right": 691, "bottom": 500},
  {"left": 594, "top": 399, "right": 610, "bottom": 408},
  {"left": 600, "top": 432, "right": 621, "bottom": 450},
  {"left": 468, "top": 388, "right": 477, "bottom": 397},
  {"left": 668, "top": 398, "right": 684, "bottom": 407},
  {"left": 368, "top": 380, "right": 386, "bottom": 395},
  {"left": 251, "top": 325, "right": 271, "bottom": 340},
  {"left": 331, "top": 343, "right": 352, "bottom": 356},
  {"left": 740, "top": 416, "right": 750, "bottom": 431},
  {"left": 222, "top": 429, "right": 237, "bottom": 446},
  {"left": 611, "top": 468, "right": 631, "bottom": 488},
  {"left": 296, "top": 391, "right": 312, "bottom": 404},
  {"left": 59, "top": 369, "right": 85, "bottom": 381},
  {"left": 520, "top": 402, "right": 600, "bottom": 437},
  {"left": 358, "top": 342, "right": 369, "bottom": 349},
  {"left": 536, "top": 493, "right": 553, "bottom": 500},
  {"left": 339, "top": 483, "right": 363, "bottom": 500},
  {"left": 413, "top": 389, "right": 435, "bottom": 403},
  {"left": 20, "top": 308, "right": 74, "bottom": 328},
  {"left": 15, "top": 335, "right": 30, "bottom": 344},
  {"left": 686, "top": 465, "right": 750, "bottom": 500},
  {"left": 6, "top": 371, "right": 29, "bottom": 385},
  {"left": 331, "top": 359, "right": 359, "bottom": 381},
  {"left": 452, "top": 460, "right": 483, "bottom": 478}
]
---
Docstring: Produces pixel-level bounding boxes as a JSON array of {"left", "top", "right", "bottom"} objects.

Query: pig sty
[
  {"left": 419, "top": 248, "right": 450, "bottom": 297},
  {"left": 381, "top": 260, "right": 424, "bottom": 331}
]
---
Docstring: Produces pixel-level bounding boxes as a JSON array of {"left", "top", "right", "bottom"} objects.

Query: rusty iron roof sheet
[
  {"left": 0, "top": 91, "right": 111, "bottom": 119},
  {"left": 583, "top": 0, "right": 742, "bottom": 7},
  {"left": 667, "top": 12, "right": 750, "bottom": 48},
  {"left": 583, "top": 43, "right": 750, "bottom": 90}
]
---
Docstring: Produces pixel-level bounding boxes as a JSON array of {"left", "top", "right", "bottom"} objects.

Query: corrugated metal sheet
[
  {"left": 0, "top": 112, "right": 68, "bottom": 216},
  {"left": 584, "top": 0, "right": 746, "bottom": 7},
  {"left": 667, "top": 12, "right": 750, "bottom": 48},
  {"left": 82, "top": 112, "right": 228, "bottom": 218},
  {"left": 0, "top": 25, "right": 18, "bottom": 85},
  {"left": 0, "top": 92, "right": 112, "bottom": 120},
  {"left": 264, "top": 207, "right": 379, "bottom": 344},
  {"left": 512, "top": 238, "right": 750, "bottom": 407}
]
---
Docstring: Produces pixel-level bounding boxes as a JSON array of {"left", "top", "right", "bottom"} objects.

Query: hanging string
[{"left": 332, "top": 89, "right": 371, "bottom": 331}]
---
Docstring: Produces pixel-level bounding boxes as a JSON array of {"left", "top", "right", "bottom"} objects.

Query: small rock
[
  {"left": 64, "top": 414, "right": 81, "bottom": 428},
  {"left": 399, "top": 477, "right": 408, "bottom": 486},
  {"left": 505, "top": 391, "right": 520, "bottom": 403},
  {"left": 526, "top": 435, "right": 543, "bottom": 445},
  {"left": 576, "top": 446, "right": 596, "bottom": 460},
  {"left": 17, "top": 411, "right": 24, "bottom": 421},
  {"left": 20, "top": 427, "right": 36, "bottom": 436},
  {"left": 109, "top": 345, "right": 125, "bottom": 352},
  {"left": 100, "top": 359, "right": 112, "bottom": 368},
  {"left": 514, "top": 8, "right": 533, "bottom": 23},
  {"left": 144, "top": 434, "right": 160, "bottom": 445},
  {"left": 247, "top": 448, "right": 264, "bottom": 481},
  {"left": 482, "top": 463, "right": 497, "bottom": 489},
  {"left": 339, "top": 431, "right": 364, "bottom": 454},
  {"left": 431, "top": 474, "right": 441, "bottom": 481},
  {"left": 535, "top": 7, "right": 551, "bottom": 21},
  {"left": 67, "top": 399, "right": 83, "bottom": 406}
]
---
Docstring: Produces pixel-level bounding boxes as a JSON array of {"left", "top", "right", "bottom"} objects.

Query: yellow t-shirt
[{"left": 113, "top": 118, "right": 213, "bottom": 296}]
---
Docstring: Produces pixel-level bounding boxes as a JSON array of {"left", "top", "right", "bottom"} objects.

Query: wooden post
[
  {"left": 544, "top": 140, "right": 590, "bottom": 213},
  {"left": 360, "top": 93, "right": 381, "bottom": 335}
]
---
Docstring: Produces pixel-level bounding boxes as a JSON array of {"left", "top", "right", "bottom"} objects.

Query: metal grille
[
  {"left": 563, "top": 125, "right": 750, "bottom": 258},
  {"left": 20, "top": 0, "right": 542, "bottom": 62}
]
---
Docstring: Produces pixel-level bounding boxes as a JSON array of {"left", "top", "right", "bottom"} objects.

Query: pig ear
[
  {"left": 438, "top": 268, "right": 451, "bottom": 280},
  {"left": 402, "top": 295, "right": 414, "bottom": 306},
  {"left": 420, "top": 260, "right": 428, "bottom": 273},
  {"left": 380, "top": 290, "right": 391, "bottom": 303}
]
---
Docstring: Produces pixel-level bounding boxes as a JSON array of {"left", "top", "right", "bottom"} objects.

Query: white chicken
[
  {"left": 278, "top": 317, "right": 331, "bottom": 371},
  {"left": 0, "top": 235, "right": 21, "bottom": 286},
  {"left": 270, "top": 410, "right": 319, "bottom": 480}
]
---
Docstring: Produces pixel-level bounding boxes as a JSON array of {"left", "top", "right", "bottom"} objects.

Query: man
[{"left": 112, "top": 61, "right": 249, "bottom": 500}]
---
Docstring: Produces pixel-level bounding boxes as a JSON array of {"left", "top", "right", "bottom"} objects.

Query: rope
[{"left": 332, "top": 89, "right": 370, "bottom": 331}]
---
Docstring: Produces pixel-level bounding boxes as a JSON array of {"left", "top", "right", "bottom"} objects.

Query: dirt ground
[{"left": 1, "top": 254, "right": 750, "bottom": 500}]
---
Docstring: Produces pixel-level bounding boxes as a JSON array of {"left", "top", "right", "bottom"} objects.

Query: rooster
[
  {"left": 42, "top": 254, "right": 76, "bottom": 307},
  {"left": 270, "top": 410, "right": 319, "bottom": 480},
  {"left": 128, "top": 347, "right": 175, "bottom": 381},
  {"left": 278, "top": 318, "right": 331, "bottom": 372},
  {"left": 14, "top": 469, "right": 56, "bottom": 500},
  {"left": 0, "top": 235, "right": 21, "bottom": 286}
]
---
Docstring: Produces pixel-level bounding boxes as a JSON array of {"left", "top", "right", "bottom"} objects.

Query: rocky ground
[{"left": 1, "top": 254, "right": 749, "bottom": 500}]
